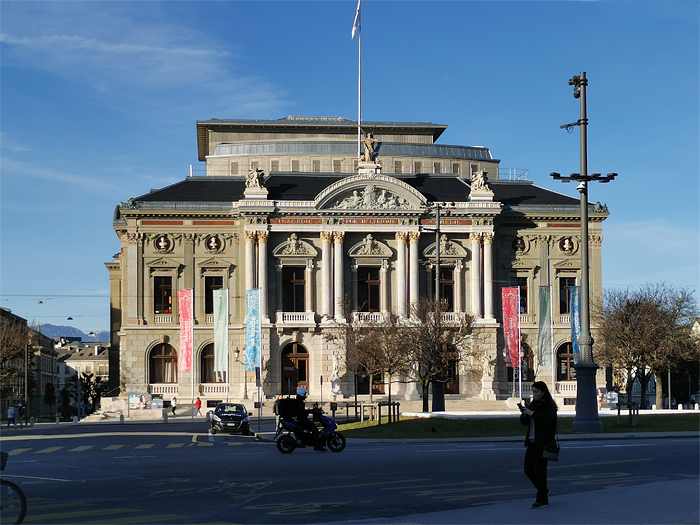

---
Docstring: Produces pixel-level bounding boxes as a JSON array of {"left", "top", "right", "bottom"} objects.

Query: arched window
[
  {"left": 200, "top": 343, "right": 226, "bottom": 383},
  {"left": 557, "top": 343, "right": 577, "bottom": 381},
  {"left": 281, "top": 343, "right": 309, "bottom": 395},
  {"left": 149, "top": 344, "right": 178, "bottom": 383}
]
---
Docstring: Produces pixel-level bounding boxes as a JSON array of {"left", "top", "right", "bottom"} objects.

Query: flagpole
[
  {"left": 357, "top": 15, "right": 361, "bottom": 160},
  {"left": 548, "top": 245, "right": 555, "bottom": 393}
]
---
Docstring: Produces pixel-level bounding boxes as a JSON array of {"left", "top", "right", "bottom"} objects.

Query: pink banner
[
  {"left": 502, "top": 287, "right": 521, "bottom": 368},
  {"left": 178, "top": 289, "right": 193, "bottom": 372}
]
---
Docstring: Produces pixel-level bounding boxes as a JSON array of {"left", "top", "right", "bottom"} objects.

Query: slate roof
[{"left": 130, "top": 174, "right": 581, "bottom": 208}]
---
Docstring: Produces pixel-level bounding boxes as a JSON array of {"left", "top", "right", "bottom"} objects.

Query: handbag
[{"left": 542, "top": 420, "right": 560, "bottom": 461}]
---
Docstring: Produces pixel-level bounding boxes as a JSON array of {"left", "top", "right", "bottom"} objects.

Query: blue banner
[
  {"left": 570, "top": 286, "right": 581, "bottom": 364},
  {"left": 245, "top": 289, "right": 260, "bottom": 371}
]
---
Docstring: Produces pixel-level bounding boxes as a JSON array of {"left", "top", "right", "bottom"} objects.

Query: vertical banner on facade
[
  {"left": 570, "top": 285, "right": 581, "bottom": 364},
  {"left": 213, "top": 289, "right": 229, "bottom": 374},
  {"left": 537, "top": 286, "right": 553, "bottom": 366},
  {"left": 502, "top": 287, "right": 520, "bottom": 368},
  {"left": 178, "top": 289, "right": 193, "bottom": 372},
  {"left": 245, "top": 289, "right": 260, "bottom": 372}
]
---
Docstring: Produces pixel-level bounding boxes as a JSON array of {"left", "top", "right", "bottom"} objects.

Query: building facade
[{"left": 107, "top": 117, "right": 608, "bottom": 407}]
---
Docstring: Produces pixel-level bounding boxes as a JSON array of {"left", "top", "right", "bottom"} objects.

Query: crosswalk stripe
[
  {"left": 166, "top": 443, "right": 185, "bottom": 448},
  {"left": 227, "top": 442, "right": 243, "bottom": 446},
  {"left": 134, "top": 444, "right": 154, "bottom": 449},
  {"left": 29, "top": 502, "right": 91, "bottom": 511},
  {"left": 197, "top": 442, "right": 214, "bottom": 447},
  {"left": 7, "top": 447, "right": 32, "bottom": 455},
  {"left": 24, "top": 507, "right": 137, "bottom": 521},
  {"left": 80, "top": 514, "right": 187, "bottom": 524},
  {"left": 103, "top": 445, "right": 125, "bottom": 450},
  {"left": 70, "top": 445, "right": 94, "bottom": 452},
  {"left": 36, "top": 447, "right": 63, "bottom": 454}
]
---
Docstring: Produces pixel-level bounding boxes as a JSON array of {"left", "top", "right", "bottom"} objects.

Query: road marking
[
  {"left": 227, "top": 442, "right": 243, "bottom": 446},
  {"left": 7, "top": 448, "right": 31, "bottom": 455},
  {"left": 509, "top": 457, "right": 652, "bottom": 472},
  {"left": 80, "top": 514, "right": 187, "bottom": 524},
  {"left": 197, "top": 442, "right": 214, "bottom": 447},
  {"left": 70, "top": 445, "right": 94, "bottom": 452},
  {"left": 30, "top": 502, "right": 91, "bottom": 511},
  {"left": 438, "top": 488, "right": 531, "bottom": 502},
  {"left": 23, "top": 507, "right": 138, "bottom": 521},
  {"left": 4, "top": 474, "right": 72, "bottom": 482},
  {"left": 36, "top": 446, "right": 63, "bottom": 454},
  {"left": 403, "top": 484, "right": 510, "bottom": 498},
  {"left": 103, "top": 445, "right": 125, "bottom": 450},
  {"left": 134, "top": 444, "right": 154, "bottom": 449},
  {"left": 166, "top": 443, "right": 185, "bottom": 448},
  {"left": 233, "top": 478, "right": 430, "bottom": 498}
]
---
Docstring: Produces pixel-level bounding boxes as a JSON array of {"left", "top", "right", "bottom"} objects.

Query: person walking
[
  {"left": 519, "top": 380, "right": 558, "bottom": 509},
  {"left": 170, "top": 396, "right": 177, "bottom": 418},
  {"left": 6, "top": 403, "right": 17, "bottom": 430},
  {"left": 16, "top": 403, "right": 24, "bottom": 429},
  {"left": 194, "top": 397, "right": 202, "bottom": 417}
]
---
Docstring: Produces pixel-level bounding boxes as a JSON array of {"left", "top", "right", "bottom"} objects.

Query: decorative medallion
[
  {"left": 155, "top": 234, "right": 172, "bottom": 253},
  {"left": 205, "top": 235, "right": 223, "bottom": 253}
]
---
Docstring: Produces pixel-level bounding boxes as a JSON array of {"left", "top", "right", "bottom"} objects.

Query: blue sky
[{"left": 1, "top": 0, "right": 698, "bottom": 334}]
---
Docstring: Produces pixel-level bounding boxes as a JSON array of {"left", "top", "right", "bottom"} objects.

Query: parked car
[{"left": 210, "top": 403, "right": 252, "bottom": 435}]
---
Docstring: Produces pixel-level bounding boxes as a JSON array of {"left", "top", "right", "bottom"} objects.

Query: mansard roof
[{"left": 129, "top": 174, "right": 582, "bottom": 208}]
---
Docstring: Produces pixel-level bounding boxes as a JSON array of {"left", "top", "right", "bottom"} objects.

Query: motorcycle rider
[{"left": 294, "top": 387, "right": 326, "bottom": 451}]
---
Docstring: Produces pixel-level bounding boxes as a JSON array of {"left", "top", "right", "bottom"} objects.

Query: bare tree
[
  {"left": 0, "top": 310, "right": 39, "bottom": 400},
  {"left": 593, "top": 284, "right": 699, "bottom": 408},
  {"left": 403, "top": 299, "right": 477, "bottom": 412}
]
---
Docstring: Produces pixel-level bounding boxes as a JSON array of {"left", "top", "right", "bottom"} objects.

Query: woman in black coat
[{"left": 519, "top": 380, "right": 558, "bottom": 509}]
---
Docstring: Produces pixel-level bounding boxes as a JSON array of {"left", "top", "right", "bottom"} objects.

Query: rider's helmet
[{"left": 296, "top": 387, "right": 308, "bottom": 398}]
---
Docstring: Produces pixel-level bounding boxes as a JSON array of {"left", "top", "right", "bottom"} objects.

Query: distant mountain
[{"left": 40, "top": 324, "right": 110, "bottom": 343}]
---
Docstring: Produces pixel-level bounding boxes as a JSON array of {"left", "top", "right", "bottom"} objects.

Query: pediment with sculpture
[
  {"left": 423, "top": 235, "right": 468, "bottom": 259},
  {"left": 348, "top": 234, "right": 392, "bottom": 258},
  {"left": 315, "top": 174, "right": 426, "bottom": 211},
  {"left": 272, "top": 233, "right": 318, "bottom": 258}
]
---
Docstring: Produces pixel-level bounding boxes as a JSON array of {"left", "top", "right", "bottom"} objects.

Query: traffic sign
[{"left": 284, "top": 360, "right": 294, "bottom": 378}]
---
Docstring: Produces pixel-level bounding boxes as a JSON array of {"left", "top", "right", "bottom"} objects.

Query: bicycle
[{"left": 1, "top": 451, "right": 27, "bottom": 525}]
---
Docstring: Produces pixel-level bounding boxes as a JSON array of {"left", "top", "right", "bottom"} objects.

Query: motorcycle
[{"left": 275, "top": 406, "right": 347, "bottom": 454}]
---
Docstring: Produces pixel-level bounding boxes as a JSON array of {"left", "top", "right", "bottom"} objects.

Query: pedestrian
[
  {"left": 519, "top": 380, "right": 558, "bottom": 509},
  {"left": 272, "top": 395, "right": 283, "bottom": 426},
  {"left": 16, "top": 403, "right": 24, "bottom": 429},
  {"left": 194, "top": 397, "right": 202, "bottom": 417},
  {"left": 6, "top": 403, "right": 16, "bottom": 430},
  {"left": 170, "top": 396, "right": 177, "bottom": 417}
]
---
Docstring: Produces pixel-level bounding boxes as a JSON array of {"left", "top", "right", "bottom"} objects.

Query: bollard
[
  {"left": 120, "top": 414, "right": 125, "bottom": 424},
  {"left": 163, "top": 413, "right": 169, "bottom": 423},
  {"left": 55, "top": 416, "right": 60, "bottom": 424},
  {"left": 678, "top": 404, "right": 684, "bottom": 411},
  {"left": 30, "top": 417, "right": 35, "bottom": 427},
  {"left": 72, "top": 415, "right": 78, "bottom": 425}
]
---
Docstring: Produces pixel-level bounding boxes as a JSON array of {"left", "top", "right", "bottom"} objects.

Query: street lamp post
[{"left": 551, "top": 72, "right": 616, "bottom": 433}]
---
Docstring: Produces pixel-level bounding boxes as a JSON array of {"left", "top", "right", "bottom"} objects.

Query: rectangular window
[
  {"left": 230, "top": 162, "right": 238, "bottom": 175},
  {"left": 291, "top": 159, "right": 300, "bottom": 172},
  {"left": 154, "top": 276, "right": 172, "bottom": 314},
  {"left": 510, "top": 276, "right": 528, "bottom": 314},
  {"left": 312, "top": 159, "right": 321, "bottom": 172},
  {"left": 205, "top": 275, "right": 224, "bottom": 315},
  {"left": 470, "top": 164, "right": 479, "bottom": 176},
  {"left": 432, "top": 267, "right": 454, "bottom": 310},
  {"left": 434, "top": 161, "right": 441, "bottom": 174},
  {"left": 452, "top": 163, "right": 460, "bottom": 175},
  {"left": 333, "top": 160, "right": 342, "bottom": 173},
  {"left": 414, "top": 161, "right": 422, "bottom": 173},
  {"left": 394, "top": 161, "right": 402, "bottom": 174},
  {"left": 270, "top": 160, "right": 279, "bottom": 172},
  {"left": 560, "top": 277, "right": 577, "bottom": 314},
  {"left": 283, "top": 267, "right": 306, "bottom": 312},
  {"left": 357, "top": 266, "right": 381, "bottom": 312}
]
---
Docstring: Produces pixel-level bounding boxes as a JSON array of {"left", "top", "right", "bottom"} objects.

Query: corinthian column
[
  {"left": 454, "top": 260, "right": 463, "bottom": 313},
  {"left": 333, "top": 232, "right": 345, "bottom": 320},
  {"left": 395, "top": 232, "right": 408, "bottom": 317},
  {"left": 257, "top": 231, "right": 269, "bottom": 321},
  {"left": 244, "top": 231, "right": 256, "bottom": 291},
  {"left": 408, "top": 232, "right": 420, "bottom": 313},
  {"left": 483, "top": 232, "right": 495, "bottom": 320},
  {"left": 470, "top": 233, "right": 482, "bottom": 318},
  {"left": 320, "top": 232, "right": 333, "bottom": 318}
]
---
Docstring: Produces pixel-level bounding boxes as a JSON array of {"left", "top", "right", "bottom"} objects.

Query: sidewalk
[{"left": 310, "top": 478, "right": 699, "bottom": 524}]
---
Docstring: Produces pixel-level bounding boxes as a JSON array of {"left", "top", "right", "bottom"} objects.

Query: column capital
[
  {"left": 333, "top": 231, "right": 345, "bottom": 243},
  {"left": 408, "top": 232, "right": 421, "bottom": 244},
  {"left": 395, "top": 232, "right": 408, "bottom": 244},
  {"left": 482, "top": 232, "right": 494, "bottom": 244},
  {"left": 470, "top": 232, "right": 483, "bottom": 244},
  {"left": 244, "top": 231, "right": 257, "bottom": 243},
  {"left": 321, "top": 231, "right": 334, "bottom": 243},
  {"left": 257, "top": 230, "right": 269, "bottom": 243}
]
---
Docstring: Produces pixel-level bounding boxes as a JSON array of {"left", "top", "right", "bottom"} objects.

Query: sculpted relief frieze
[{"left": 331, "top": 183, "right": 414, "bottom": 210}]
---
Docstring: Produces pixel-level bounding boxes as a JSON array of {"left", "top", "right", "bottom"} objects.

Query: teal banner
[
  {"left": 213, "top": 289, "right": 229, "bottom": 374},
  {"left": 245, "top": 289, "right": 260, "bottom": 371},
  {"left": 537, "top": 286, "right": 552, "bottom": 366}
]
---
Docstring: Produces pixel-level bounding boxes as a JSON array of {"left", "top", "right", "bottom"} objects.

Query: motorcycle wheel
[
  {"left": 327, "top": 431, "right": 346, "bottom": 452},
  {"left": 277, "top": 435, "right": 296, "bottom": 454}
]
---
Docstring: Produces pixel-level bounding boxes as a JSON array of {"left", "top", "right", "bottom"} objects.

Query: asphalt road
[{"left": 1, "top": 421, "right": 698, "bottom": 524}]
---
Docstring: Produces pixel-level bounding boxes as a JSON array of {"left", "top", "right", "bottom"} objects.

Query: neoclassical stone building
[{"left": 107, "top": 116, "right": 608, "bottom": 407}]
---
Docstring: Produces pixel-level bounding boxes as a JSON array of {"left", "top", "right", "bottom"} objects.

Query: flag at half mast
[{"left": 352, "top": 0, "right": 361, "bottom": 38}]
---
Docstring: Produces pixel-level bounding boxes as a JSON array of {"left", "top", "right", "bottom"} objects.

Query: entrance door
[{"left": 281, "top": 343, "right": 309, "bottom": 395}]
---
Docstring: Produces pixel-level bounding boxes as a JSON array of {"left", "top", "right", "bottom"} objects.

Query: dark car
[{"left": 210, "top": 403, "right": 252, "bottom": 435}]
